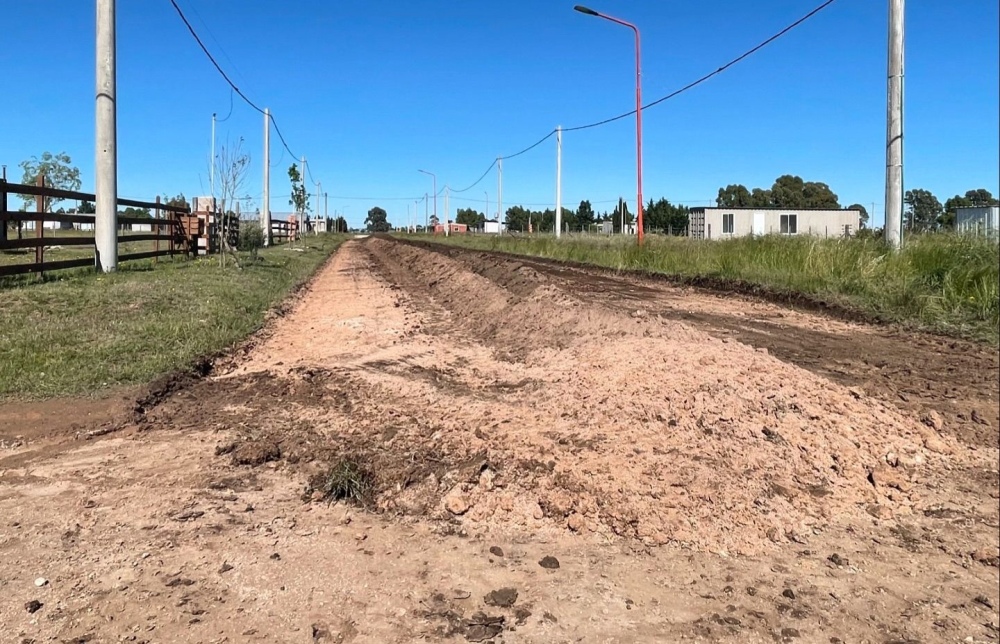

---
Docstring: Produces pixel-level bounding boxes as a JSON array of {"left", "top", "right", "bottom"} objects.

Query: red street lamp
[{"left": 574, "top": 5, "right": 644, "bottom": 245}]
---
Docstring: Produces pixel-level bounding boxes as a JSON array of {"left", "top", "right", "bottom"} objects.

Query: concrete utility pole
[
  {"left": 444, "top": 186, "right": 450, "bottom": 236},
  {"left": 210, "top": 112, "right": 216, "bottom": 199},
  {"left": 424, "top": 193, "right": 428, "bottom": 231},
  {"left": 315, "top": 181, "right": 322, "bottom": 234},
  {"left": 262, "top": 108, "right": 271, "bottom": 246},
  {"left": 884, "top": 0, "right": 904, "bottom": 249},
  {"left": 300, "top": 155, "right": 306, "bottom": 236},
  {"left": 497, "top": 157, "right": 503, "bottom": 232},
  {"left": 555, "top": 125, "right": 563, "bottom": 238},
  {"left": 95, "top": 0, "right": 118, "bottom": 272}
]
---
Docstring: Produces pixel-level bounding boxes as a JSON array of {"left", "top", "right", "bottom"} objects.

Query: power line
[
  {"left": 167, "top": 0, "right": 298, "bottom": 160},
  {"left": 564, "top": 0, "right": 837, "bottom": 132},
  {"left": 450, "top": 129, "right": 558, "bottom": 193},
  {"left": 216, "top": 88, "right": 234, "bottom": 122},
  {"left": 448, "top": 0, "right": 836, "bottom": 188}
]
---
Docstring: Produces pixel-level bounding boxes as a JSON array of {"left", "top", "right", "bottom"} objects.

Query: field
[
  {"left": 414, "top": 232, "right": 1000, "bottom": 344},
  {"left": 1, "top": 236, "right": 997, "bottom": 643}
]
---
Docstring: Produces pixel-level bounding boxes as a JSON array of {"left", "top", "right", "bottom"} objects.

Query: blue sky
[{"left": 2, "top": 0, "right": 997, "bottom": 229}]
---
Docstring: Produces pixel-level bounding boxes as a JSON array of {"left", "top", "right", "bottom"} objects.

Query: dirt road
[{"left": 2, "top": 237, "right": 997, "bottom": 643}]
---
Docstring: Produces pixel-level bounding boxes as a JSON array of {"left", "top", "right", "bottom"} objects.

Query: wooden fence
[
  {"left": 270, "top": 218, "right": 298, "bottom": 245},
  {"left": 0, "top": 177, "right": 191, "bottom": 277}
]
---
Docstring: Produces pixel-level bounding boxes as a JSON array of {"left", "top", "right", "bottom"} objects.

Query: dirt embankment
[{"left": 350, "top": 237, "right": 972, "bottom": 554}]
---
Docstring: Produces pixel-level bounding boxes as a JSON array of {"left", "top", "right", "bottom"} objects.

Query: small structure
[
  {"left": 689, "top": 207, "right": 861, "bottom": 240},
  {"left": 484, "top": 219, "right": 506, "bottom": 234},
  {"left": 433, "top": 222, "right": 468, "bottom": 234},
  {"left": 956, "top": 206, "right": 999, "bottom": 237}
]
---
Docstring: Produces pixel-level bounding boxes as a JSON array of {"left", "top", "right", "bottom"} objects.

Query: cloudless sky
[{"left": 2, "top": 0, "right": 998, "bottom": 229}]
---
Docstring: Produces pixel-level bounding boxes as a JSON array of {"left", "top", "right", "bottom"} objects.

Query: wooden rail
[{"left": 1, "top": 177, "right": 190, "bottom": 277}]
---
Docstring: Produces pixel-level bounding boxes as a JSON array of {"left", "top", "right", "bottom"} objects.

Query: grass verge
[
  {"left": 0, "top": 235, "right": 348, "bottom": 399},
  {"left": 407, "top": 232, "right": 999, "bottom": 345}
]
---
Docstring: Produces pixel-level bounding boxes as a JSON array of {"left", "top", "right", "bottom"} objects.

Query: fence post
[
  {"left": 0, "top": 175, "right": 7, "bottom": 249},
  {"left": 154, "top": 195, "right": 161, "bottom": 263},
  {"left": 35, "top": 175, "right": 45, "bottom": 273}
]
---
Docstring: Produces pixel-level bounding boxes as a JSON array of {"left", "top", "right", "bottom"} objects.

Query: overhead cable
[{"left": 168, "top": 0, "right": 299, "bottom": 160}]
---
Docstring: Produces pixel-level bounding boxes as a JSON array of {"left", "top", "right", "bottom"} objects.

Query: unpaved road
[{"left": 1, "top": 237, "right": 997, "bottom": 643}]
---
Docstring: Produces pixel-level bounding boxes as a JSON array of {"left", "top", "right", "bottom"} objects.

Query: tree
[
  {"left": 802, "top": 181, "right": 840, "bottom": 208},
  {"left": 750, "top": 188, "right": 772, "bottom": 207},
  {"left": 846, "top": 203, "right": 870, "bottom": 228},
  {"left": 770, "top": 175, "right": 807, "bottom": 208},
  {"left": 612, "top": 198, "right": 633, "bottom": 233},
  {"left": 332, "top": 216, "right": 348, "bottom": 233},
  {"left": 716, "top": 184, "right": 752, "bottom": 208},
  {"left": 904, "top": 188, "right": 943, "bottom": 232},
  {"left": 216, "top": 138, "right": 251, "bottom": 268},
  {"left": 288, "top": 163, "right": 309, "bottom": 219},
  {"left": 505, "top": 205, "right": 531, "bottom": 232},
  {"left": 576, "top": 200, "right": 596, "bottom": 227},
  {"left": 163, "top": 194, "right": 189, "bottom": 211},
  {"left": 456, "top": 207, "right": 483, "bottom": 228},
  {"left": 964, "top": 188, "right": 998, "bottom": 207},
  {"left": 645, "top": 198, "right": 690, "bottom": 235},
  {"left": 19, "top": 152, "right": 82, "bottom": 212},
  {"left": 365, "top": 206, "right": 391, "bottom": 232},
  {"left": 78, "top": 200, "right": 96, "bottom": 214}
]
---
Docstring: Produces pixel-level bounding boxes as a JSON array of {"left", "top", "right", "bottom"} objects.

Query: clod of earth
[
  {"left": 489, "top": 546, "right": 504, "bottom": 558},
  {"left": 538, "top": 556, "right": 560, "bottom": 570},
  {"left": 483, "top": 587, "right": 518, "bottom": 607},
  {"left": 828, "top": 553, "right": 849, "bottom": 567},
  {"left": 231, "top": 440, "right": 281, "bottom": 466},
  {"left": 25, "top": 599, "right": 43, "bottom": 613},
  {"left": 464, "top": 612, "right": 504, "bottom": 642}
]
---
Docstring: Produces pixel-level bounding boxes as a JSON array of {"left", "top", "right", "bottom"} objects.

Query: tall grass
[{"left": 418, "top": 232, "right": 999, "bottom": 344}]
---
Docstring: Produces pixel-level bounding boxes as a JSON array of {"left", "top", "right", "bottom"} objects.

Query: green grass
[
  {"left": 0, "top": 235, "right": 348, "bottom": 399},
  {"left": 410, "top": 232, "right": 1000, "bottom": 345}
]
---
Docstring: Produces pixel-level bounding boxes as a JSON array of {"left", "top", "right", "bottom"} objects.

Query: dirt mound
[{"left": 353, "top": 237, "right": 946, "bottom": 554}]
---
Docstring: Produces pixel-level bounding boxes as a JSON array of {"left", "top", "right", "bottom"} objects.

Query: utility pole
[
  {"left": 315, "top": 181, "right": 321, "bottom": 235},
  {"left": 444, "top": 186, "right": 450, "bottom": 236},
  {"left": 424, "top": 193, "right": 428, "bottom": 232},
  {"left": 299, "top": 155, "right": 306, "bottom": 238},
  {"left": 885, "top": 0, "right": 904, "bottom": 249},
  {"left": 484, "top": 191, "right": 489, "bottom": 227},
  {"left": 555, "top": 125, "right": 562, "bottom": 238},
  {"left": 95, "top": 0, "right": 118, "bottom": 272},
  {"left": 497, "top": 156, "right": 503, "bottom": 233},
  {"left": 262, "top": 108, "right": 270, "bottom": 246},
  {"left": 210, "top": 112, "right": 216, "bottom": 199}
]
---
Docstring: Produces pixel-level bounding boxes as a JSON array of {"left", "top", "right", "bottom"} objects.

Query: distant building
[
  {"left": 956, "top": 206, "right": 998, "bottom": 237},
  {"left": 688, "top": 207, "right": 861, "bottom": 240},
  {"left": 484, "top": 220, "right": 506, "bottom": 234},
  {"left": 433, "top": 223, "right": 468, "bottom": 234}
]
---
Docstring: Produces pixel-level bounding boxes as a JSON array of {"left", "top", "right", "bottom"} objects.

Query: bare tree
[{"left": 214, "top": 137, "right": 250, "bottom": 268}]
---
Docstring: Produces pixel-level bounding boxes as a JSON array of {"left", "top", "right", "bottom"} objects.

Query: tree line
[{"left": 903, "top": 188, "right": 998, "bottom": 232}]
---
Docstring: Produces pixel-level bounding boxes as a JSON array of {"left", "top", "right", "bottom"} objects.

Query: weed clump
[{"left": 307, "top": 457, "right": 376, "bottom": 506}]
